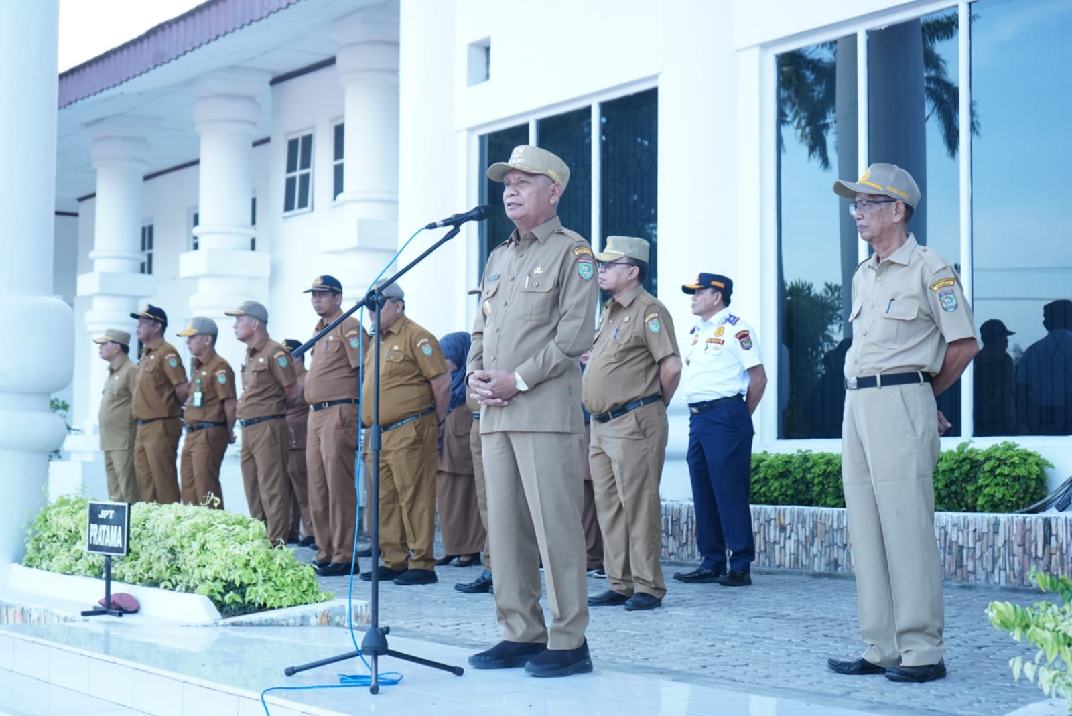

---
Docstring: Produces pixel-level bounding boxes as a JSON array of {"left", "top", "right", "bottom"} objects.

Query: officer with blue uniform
[{"left": 674, "top": 274, "right": 767, "bottom": 587}]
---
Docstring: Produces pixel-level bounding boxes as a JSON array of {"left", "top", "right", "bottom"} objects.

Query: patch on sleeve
[
  {"left": 930, "top": 277, "right": 957, "bottom": 292},
  {"left": 166, "top": 354, "right": 179, "bottom": 369},
  {"left": 736, "top": 330, "right": 753, "bottom": 350},
  {"left": 345, "top": 331, "right": 361, "bottom": 349},
  {"left": 275, "top": 352, "right": 289, "bottom": 368},
  {"left": 573, "top": 246, "right": 593, "bottom": 257},
  {"left": 215, "top": 370, "right": 228, "bottom": 385},
  {"left": 938, "top": 288, "right": 958, "bottom": 312},
  {"left": 725, "top": 314, "right": 740, "bottom": 326},
  {"left": 417, "top": 337, "right": 434, "bottom": 357},
  {"left": 576, "top": 258, "right": 595, "bottom": 281},
  {"left": 644, "top": 312, "right": 661, "bottom": 334}
]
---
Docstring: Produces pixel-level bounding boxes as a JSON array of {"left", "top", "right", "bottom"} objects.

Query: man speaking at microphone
[{"left": 467, "top": 145, "right": 598, "bottom": 678}]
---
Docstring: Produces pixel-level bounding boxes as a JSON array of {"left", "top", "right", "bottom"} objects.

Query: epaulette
[
  {"left": 724, "top": 314, "right": 740, "bottom": 326},
  {"left": 918, "top": 245, "right": 951, "bottom": 275}
]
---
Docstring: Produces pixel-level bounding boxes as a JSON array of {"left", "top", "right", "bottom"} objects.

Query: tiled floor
[{"left": 0, "top": 668, "right": 149, "bottom": 715}]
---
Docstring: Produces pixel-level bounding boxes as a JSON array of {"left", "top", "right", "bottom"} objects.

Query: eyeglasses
[
  {"left": 848, "top": 198, "right": 897, "bottom": 216},
  {"left": 597, "top": 260, "right": 634, "bottom": 271}
]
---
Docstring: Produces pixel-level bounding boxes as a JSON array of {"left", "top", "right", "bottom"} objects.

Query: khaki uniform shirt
[
  {"left": 304, "top": 315, "right": 368, "bottom": 404},
  {"left": 99, "top": 356, "right": 137, "bottom": 450},
  {"left": 845, "top": 234, "right": 977, "bottom": 378},
  {"left": 468, "top": 216, "right": 598, "bottom": 434},
  {"left": 238, "top": 336, "right": 296, "bottom": 419},
  {"left": 132, "top": 339, "right": 187, "bottom": 420},
  {"left": 287, "top": 360, "right": 310, "bottom": 449},
  {"left": 582, "top": 285, "right": 679, "bottom": 415},
  {"left": 361, "top": 314, "right": 447, "bottom": 426},
  {"left": 183, "top": 352, "right": 236, "bottom": 424}
]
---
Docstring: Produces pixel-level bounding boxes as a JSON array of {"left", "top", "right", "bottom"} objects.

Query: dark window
[
  {"left": 250, "top": 197, "right": 257, "bottom": 251},
  {"left": 537, "top": 107, "right": 592, "bottom": 242},
  {"left": 284, "top": 133, "right": 313, "bottom": 213},
  {"left": 140, "top": 224, "right": 153, "bottom": 274},
  {"left": 191, "top": 211, "right": 199, "bottom": 251},
  {"left": 333, "top": 123, "right": 344, "bottom": 200},
  {"left": 478, "top": 123, "right": 529, "bottom": 269}
]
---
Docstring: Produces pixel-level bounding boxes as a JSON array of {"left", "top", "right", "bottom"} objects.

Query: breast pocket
[
  {"left": 520, "top": 281, "right": 555, "bottom": 321},
  {"left": 880, "top": 298, "right": 921, "bottom": 345},
  {"left": 250, "top": 362, "right": 270, "bottom": 387},
  {"left": 383, "top": 348, "right": 406, "bottom": 373}
]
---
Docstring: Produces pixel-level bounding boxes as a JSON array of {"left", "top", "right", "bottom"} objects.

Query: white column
[
  {"left": 76, "top": 129, "right": 155, "bottom": 433},
  {"left": 326, "top": 7, "right": 400, "bottom": 254},
  {"left": 0, "top": 0, "right": 74, "bottom": 569},
  {"left": 179, "top": 69, "right": 271, "bottom": 371}
]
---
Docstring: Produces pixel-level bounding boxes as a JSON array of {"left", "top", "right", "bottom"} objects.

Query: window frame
[
  {"left": 283, "top": 130, "right": 314, "bottom": 216},
  {"left": 139, "top": 222, "right": 153, "bottom": 275},
  {"left": 332, "top": 120, "right": 344, "bottom": 202}
]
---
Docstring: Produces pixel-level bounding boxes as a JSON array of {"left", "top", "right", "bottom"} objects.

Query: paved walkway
[{"left": 302, "top": 546, "right": 1052, "bottom": 716}]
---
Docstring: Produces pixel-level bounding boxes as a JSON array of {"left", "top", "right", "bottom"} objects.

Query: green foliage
[
  {"left": 753, "top": 441, "right": 1049, "bottom": 513},
  {"left": 22, "top": 496, "right": 331, "bottom": 617},
  {"left": 987, "top": 569, "right": 1072, "bottom": 708},
  {"left": 751, "top": 451, "right": 845, "bottom": 508}
]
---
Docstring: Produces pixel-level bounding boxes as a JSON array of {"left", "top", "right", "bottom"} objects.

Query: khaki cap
[
  {"left": 176, "top": 316, "right": 218, "bottom": 338},
  {"left": 487, "top": 145, "right": 571, "bottom": 191},
  {"left": 372, "top": 280, "right": 404, "bottom": 301},
  {"left": 224, "top": 300, "right": 269, "bottom": 324},
  {"left": 92, "top": 329, "right": 131, "bottom": 347},
  {"left": 594, "top": 236, "right": 649, "bottom": 263},
  {"left": 833, "top": 163, "right": 921, "bottom": 208}
]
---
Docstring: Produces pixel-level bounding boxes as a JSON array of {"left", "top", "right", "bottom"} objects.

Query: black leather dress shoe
[
  {"left": 587, "top": 590, "right": 630, "bottom": 607},
  {"left": 455, "top": 571, "right": 493, "bottom": 593},
  {"left": 469, "top": 640, "right": 546, "bottom": 669},
  {"left": 624, "top": 593, "right": 662, "bottom": 611},
  {"left": 885, "top": 660, "right": 946, "bottom": 683},
  {"left": 312, "top": 557, "right": 330, "bottom": 569},
  {"left": 524, "top": 639, "right": 593, "bottom": 677},
  {"left": 672, "top": 566, "right": 724, "bottom": 583},
  {"left": 357, "top": 547, "right": 372, "bottom": 558},
  {"left": 317, "top": 562, "right": 357, "bottom": 577},
  {"left": 359, "top": 565, "right": 404, "bottom": 582},
  {"left": 436, "top": 554, "right": 457, "bottom": 566},
  {"left": 455, "top": 554, "right": 481, "bottom": 568},
  {"left": 827, "top": 657, "right": 887, "bottom": 675},
  {"left": 298, "top": 536, "right": 316, "bottom": 548},
  {"left": 717, "top": 571, "right": 752, "bottom": 587},
  {"left": 393, "top": 568, "right": 438, "bottom": 585}
]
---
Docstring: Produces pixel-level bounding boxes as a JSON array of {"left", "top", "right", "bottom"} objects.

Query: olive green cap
[
  {"left": 487, "top": 145, "right": 571, "bottom": 192},
  {"left": 593, "top": 236, "right": 649, "bottom": 263}
]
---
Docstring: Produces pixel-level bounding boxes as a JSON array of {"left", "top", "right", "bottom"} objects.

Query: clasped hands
[{"left": 468, "top": 370, "right": 519, "bottom": 407}]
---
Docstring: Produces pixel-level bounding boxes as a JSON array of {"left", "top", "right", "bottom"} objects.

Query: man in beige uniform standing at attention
[
  {"left": 827, "top": 163, "right": 978, "bottom": 683},
  {"left": 467, "top": 145, "right": 597, "bottom": 678},
  {"left": 283, "top": 339, "right": 315, "bottom": 548},
  {"left": 130, "top": 305, "right": 188, "bottom": 503},
  {"left": 227, "top": 301, "right": 300, "bottom": 543},
  {"left": 177, "top": 317, "right": 236, "bottom": 508},
  {"left": 302, "top": 275, "right": 368, "bottom": 577},
  {"left": 93, "top": 329, "right": 138, "bottom": 502},
  {"left": 583, "top": 236, "right": 681, "bottom": 612},
  {"left": 359, "top": 281, "right": 450, "bottom": 586}
]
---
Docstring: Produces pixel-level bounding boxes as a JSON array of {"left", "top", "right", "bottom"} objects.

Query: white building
[{"left": 33, "top": 0, "right": 1072, "bottom": 525}]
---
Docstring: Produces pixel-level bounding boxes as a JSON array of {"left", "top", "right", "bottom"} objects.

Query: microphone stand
[{"left": 283, "top": 224, "right": 467, "bottom": 693}]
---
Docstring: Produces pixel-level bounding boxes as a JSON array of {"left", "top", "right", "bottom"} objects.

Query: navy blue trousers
[{"left": 685, "top": 399, "right": 755, "bottom": 573}]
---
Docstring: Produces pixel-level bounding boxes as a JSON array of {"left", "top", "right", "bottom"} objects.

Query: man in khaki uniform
[
  {"left": 467, "top": 145, "right": 597, "bottom": 678},
  {"left": 130, "top": 305, "right": 188, "bottom": 503},
  {"left": 359, "top": 281, "right": 450, "bottom": 586},
  {"left": 226, "top": 301, "right": 300, "bottom": 543},
  {"left": 283, "top": 339, "right": 314, "bottom": 547},
  {"left": 93, "top": 329, "right": 138, "bottom": 502},
  {"left": 301, "top": 275, "right": 368, "bottom": 577},
  {"left": 177, "top": 317, "right": 235, "bottom": 509},
  {"left": 828, "top": 163, "right": 978, "bottom": 683},
  {"left": 583, "top": 236, "right": 681, "bottom": 612}
]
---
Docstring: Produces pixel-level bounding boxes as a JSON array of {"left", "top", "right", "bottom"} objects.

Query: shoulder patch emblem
[
  {"left": 938, "top": 288, "right": 958, "bottom": 312},
  {"left": 166, "top": 355, "right": 178, "bottom": 369},
  {"left": 276, "top": 354, "right": 289, "bottom": 368},
  {"left": 736, "top": 330, "right": 753, "bottom": 350},
  {"left": 216, "top": 372, "right": 227, "bottom": 385},
  {"left": 725, "top": 314, "right": 740, "bottom": 326},
  {"left": 573, "top": 246, "right": 593, "bottom": 257},
  {"left": 417, "top": 337, "right": 434, "bottom": 357},
  {"left": 930, "top": 277, "right": 956, "bottom": 292},
  {"left": 576, "top": 258, "right": 595, "bottom": 281},
  {"left": 647, "top": 317, "right": 661, "bottom": 334},
  {"left": 349, "top": 336, "right": 361, "bottom": 349}
]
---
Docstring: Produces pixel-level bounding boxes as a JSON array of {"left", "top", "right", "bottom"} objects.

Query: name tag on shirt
[{"left": 192, "top": 391, "right": 203, "bottom": 408}]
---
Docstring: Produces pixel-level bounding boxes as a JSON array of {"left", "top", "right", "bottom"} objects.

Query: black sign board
[{"left": 86, "top": 500, "right": 129, "bottom": 557}]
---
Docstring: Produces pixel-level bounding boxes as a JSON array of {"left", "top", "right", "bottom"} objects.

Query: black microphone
[{"left": 424, "top": 205, "right": 490, "bottom": 230}]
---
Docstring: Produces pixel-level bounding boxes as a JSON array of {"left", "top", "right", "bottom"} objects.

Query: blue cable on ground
[{"left": 259, "top": 226, "right": 427, "bottom": 714}]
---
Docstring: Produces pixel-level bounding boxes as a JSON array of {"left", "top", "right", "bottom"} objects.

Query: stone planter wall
[{"left": 661, "top": 501, "right": 1072, "bottom": 588}]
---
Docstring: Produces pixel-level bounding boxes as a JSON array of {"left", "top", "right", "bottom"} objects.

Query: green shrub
[
  {"left": 751, "top": 451, "right": 844, "bottom": 508},
  {"left": 22, "top": 495, "right": 332, "bottom": 617},
  {"left": 987, "top": 569, "right": 1072, "bottom": 708},
  {"left": 934, "top": 441, "right": 982, "bottom": 511},
  {"left": 975, "top": 442, "right": 1051, "bottom": 513}
]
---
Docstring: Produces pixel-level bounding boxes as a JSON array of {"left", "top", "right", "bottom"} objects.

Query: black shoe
[
  {"left": 717, "top": 570, "right": 752, "bottom": 587},
  {"left": 298, "top": 536, "right": 316, "bottom": 548},
  {"left": 587, "top": 590, "right": 630, "bottom": 607},
  {"left": 469, "top": 640, "right": 546, "bottom": 669},
  {"left": 311, "top": 557, "right": 330, "bottom": 569},
  {"left": 828, "top": 657, "right": 887, "bottom": 675},
  {"left": 455, "top": 554, "right": 480, "bottom": 568},
  {"left": 393, "top": 568, "right": 438, "bottom": 585},
  {"left": 672, "top": 566, "right": 724, "bottom": 583},
  {"left": 357, "top": 547, "right": 372, "bottom": 558},
  {"left": 359, "top": 566, "right": 404, "bottom": 582},
  {"left": 624, "top": 593, "right": 662, "bottom": 611},
  {"left": 286, "top": 537, "right": 301, "bottom": 545},
  {"left": 885, "top": 661, "right": 946, "bottom": 683},
  {"left": 317, "top": 561, "right": 357, "bottom": 577},
  {"left": 524, "top": 639, "right": 593, "bottom": 678},
  {"left": 436, "top": 554, "right": 457, "bottom": 566},
  {"left": 455, "top": 571, "right": 493, "bottom": 593}
]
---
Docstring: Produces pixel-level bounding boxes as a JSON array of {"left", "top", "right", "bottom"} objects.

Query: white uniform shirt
[{"left": 682, "top": 307, "right": 763, "bottom": 403}]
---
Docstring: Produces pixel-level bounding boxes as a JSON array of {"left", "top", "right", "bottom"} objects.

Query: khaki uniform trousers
[
  {"left": 377, "top": 413, "right": 437, "bottom": 571},
  {"left": 470, "top": 420, "right": 491, "bottom": 571},
  {"left": 306, "top": 405, "right": 358, "bottom": 564},
  {"left": 240, "top": 419, "right": 294, "bottom": 543},
  {"left": 589, "top": 401, "right": 668, "bottom": 599},
  {"left": 133, "top": 418, "right": 181, "bottom": 504},
  {"left": 580, "top": 421, "right": 605, "bottom": 570},
  {"left": 179, "top": 427, "right": 228, "bottom": 508},
  {"left": 842, "top": 382, "right": 944, "bottom": 667},
  {"left": 482, "top": 430, "right": 589, "bottom": 650},
  {"left": 288, "top": 447, "right": 313, "bottom": 539},
  {"left": 103, "top": 449, "right": 138, "bottom": 503}
]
